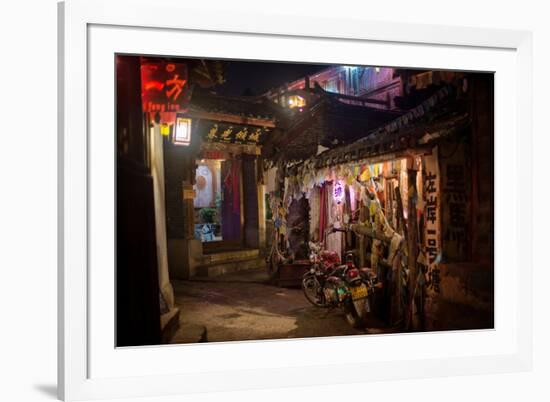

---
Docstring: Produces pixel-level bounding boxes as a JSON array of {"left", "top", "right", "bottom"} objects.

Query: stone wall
[
  {"left": 164, "top": 143, "right": 185, "bottom": 239},
  {"left": 433, "top": 262, "right": 494, "bottom": 330},
  {"left": 470, "top": 74, "right": 495, "bottom": 264},
  {"left": 427, "top": 74, "right": 495, "bottom": 331},
  {"left": 163, "top": 134, "right": 201, "bottom": 279}
]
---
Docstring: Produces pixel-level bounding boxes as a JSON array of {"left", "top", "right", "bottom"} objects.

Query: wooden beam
[
  {"left": 334, "top": 93, "right": 389, "bottom": 106},
  {"left": 187, "top": 109, "right": 277, "bottom": 128},
  {"left": 350, "top": 223, "right": 392, "bottom": 244},
  {"left": 394, "top": 183, "right": 407, "bottom": 240},
  {"left": 316, "top": 145, "right": 433, "bottom": 169}
]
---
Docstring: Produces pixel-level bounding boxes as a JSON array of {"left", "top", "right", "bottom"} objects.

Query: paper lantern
[{"left": 174, "top": 116, "right": 192, "bottom": 146}]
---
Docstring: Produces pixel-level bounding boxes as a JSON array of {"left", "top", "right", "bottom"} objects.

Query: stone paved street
[{"left": 170, "top": 269, "right": 389, "bottom": 344}]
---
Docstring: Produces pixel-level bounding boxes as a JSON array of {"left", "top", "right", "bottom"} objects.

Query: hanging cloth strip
[
  {"left": 223, "top": 159, "right": 241, "bottom": 214},
  {"left": 308, "top": 186, "right": 321, "bottom": 242},
  {"left": 318, "top": 184, "right": 327, "bottom": 243}
]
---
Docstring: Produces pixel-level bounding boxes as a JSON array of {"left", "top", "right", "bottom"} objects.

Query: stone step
[
  {"left": 170, "top": 322, "right": 208, "bottom": 344},
  {"left": 196, "top": 256, "right": 266, "bottom": 277},
  {"left": 201, "top": 248, "right": 260, "bottom": 265}
]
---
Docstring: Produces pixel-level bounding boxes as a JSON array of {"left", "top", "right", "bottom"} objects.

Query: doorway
[{"left": 194, "top": 157, "right": 243, "bottom": 252}]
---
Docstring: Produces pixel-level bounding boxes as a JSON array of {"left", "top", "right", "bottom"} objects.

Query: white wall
[{"left": 0, "top": 1, "right": 548, "bottom": 401}]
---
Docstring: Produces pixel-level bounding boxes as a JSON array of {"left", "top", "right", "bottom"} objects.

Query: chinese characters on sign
[
  {"left": 424, "top": 147, "right": 441, "bottom": 293},
  {"left": 202, "top": 121, "right": 268, "bottom": 144},
  {"left": 141, "top": 61, "right": 188, "bottom": 113}
]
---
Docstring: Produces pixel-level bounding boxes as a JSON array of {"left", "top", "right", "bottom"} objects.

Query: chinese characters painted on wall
[{"left": 443, "top": 159, "right": 469, "bottom": 260}]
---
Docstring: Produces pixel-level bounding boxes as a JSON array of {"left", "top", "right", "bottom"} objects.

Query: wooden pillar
[
  {"left": 358, "top": 204, "right": 368, "bottom": 267},
  {"left": 390, "top": 246, "right": 403, "bottom": 326},
  {"left": 116, "top": 56, "right": 161, "bottom": 346},
  {"left": 393, "top": 182, "right": 406, "bottom": 327},
  {"left": 406, "top": 160, "right": 419, "bottom": 330},
  {"left": 180, "top": 155, "right": 196, "bottom": 241},
  {"left": 243, "top": 155, "right": 260, "bottom": 248},
  {"left": 395, "top": 183, "right": 407, "bottom": 240},
  {"left": 384, "top": 178, "right": 393, "bottom": 228}
]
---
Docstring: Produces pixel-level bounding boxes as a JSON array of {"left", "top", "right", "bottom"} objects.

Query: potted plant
[{"left": 199, "top": 207, "right": 217, "bottom": 223}]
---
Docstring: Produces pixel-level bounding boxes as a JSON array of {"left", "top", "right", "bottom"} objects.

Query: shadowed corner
[{"left": 34, "top": 384, "right": 58, "bottom": 399}]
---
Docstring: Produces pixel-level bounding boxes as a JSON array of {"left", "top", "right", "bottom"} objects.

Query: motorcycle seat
[{"left": 360, "top": 267, "right": 377, "bottom": 279}]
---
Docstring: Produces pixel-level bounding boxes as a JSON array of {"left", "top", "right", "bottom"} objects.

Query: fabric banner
[{"left": 423, "top": 146, "right": 442, "bottom": 294}]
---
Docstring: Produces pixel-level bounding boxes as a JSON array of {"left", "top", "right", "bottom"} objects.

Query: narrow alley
[{"left": 170, "top": 269, "right": 390, "bottom": 344}]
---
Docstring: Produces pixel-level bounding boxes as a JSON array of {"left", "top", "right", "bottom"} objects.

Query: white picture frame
[{"left": 58, "top": 0, "right": 533, "bottom": 400}]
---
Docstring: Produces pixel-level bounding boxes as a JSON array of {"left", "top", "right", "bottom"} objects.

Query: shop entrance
[{"left": 194, "top": 157, "right": 243, "bottom": 252}]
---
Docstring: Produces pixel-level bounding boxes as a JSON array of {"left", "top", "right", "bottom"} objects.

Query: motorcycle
[{"left": 302, "top": 229, "right": 377, "bottom": 329}]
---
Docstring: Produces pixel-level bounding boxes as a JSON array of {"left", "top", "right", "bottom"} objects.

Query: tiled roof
[
  {"left": 314, "top": 85, "right": 469, "bottom": 167},
  {"left": 264, "top": 89, "right": 403, "bottom": 162},
  {"left": 188, "top": 86, "right": 288, "bottom": 124}
]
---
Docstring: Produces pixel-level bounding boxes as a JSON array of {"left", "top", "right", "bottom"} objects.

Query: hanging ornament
[
  {"left": 333, "top": 180, "right": 345, "bottom": 204},
  {"left": 369, "top": 201, "right": 378, "bottom": 217},
  {"left": 359, "top": 165, "right": 371, "bottom": 182}
]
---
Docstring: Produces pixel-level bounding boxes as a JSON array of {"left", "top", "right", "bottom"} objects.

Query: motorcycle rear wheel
[{"left": 344, "top": 301, "right": 366, "bottom": 329}]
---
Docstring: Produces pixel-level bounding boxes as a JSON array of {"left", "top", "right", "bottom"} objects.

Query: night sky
[{"left": 211, "top": 60, "right": 329, "bottom": 97}]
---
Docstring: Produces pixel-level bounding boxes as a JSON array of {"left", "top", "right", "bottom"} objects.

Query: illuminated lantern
[
  {"left": 333, "top": 180, "right": 344, "bottom": 204},
  {"left": 174, "top": 116, "right": 192, "bottom": 146}
]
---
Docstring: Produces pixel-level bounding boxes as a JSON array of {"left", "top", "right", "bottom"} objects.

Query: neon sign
[{"left": 141, "top": 61, "right": 188, "bottom": 113}]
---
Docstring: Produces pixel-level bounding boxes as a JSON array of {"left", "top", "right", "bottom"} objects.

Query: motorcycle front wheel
[{"left": 302, "top": 274, "right": 327, "bottom": 307}]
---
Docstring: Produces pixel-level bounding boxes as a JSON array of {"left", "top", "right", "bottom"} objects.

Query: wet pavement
[{"left": 170, "top": 269, "right": 390, "bottom": 344}]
